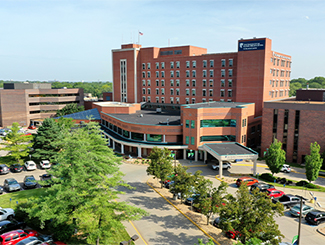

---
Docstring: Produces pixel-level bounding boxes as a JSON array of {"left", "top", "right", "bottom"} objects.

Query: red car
[
  {"left": 265, "top": 188, "right": 285, "bottom": 199},
  {"left": 28, "top": 125, "right": 36, "bottom": 130},
  {"left": 236, "top": 177, "right": 258, "bottom": 187},
  {"left": 0, "top": 229, "right": 38, "bottom": 245}
]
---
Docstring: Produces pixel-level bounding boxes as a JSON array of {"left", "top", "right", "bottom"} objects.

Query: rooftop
[
  {"left": 204, "top": 143, "right": 257, "bottom": 156},
  {"left": 93, "top": 101, "right": 135, "bottom": 107},
  {"left": 183, "top": 101, "right": 252, "bottom": 109},
  {"left": 104, "top": 109, "right": 181, "bottom": 126},
  {"left": 55, "top": 108, "right": 101, "bottom": 120}
]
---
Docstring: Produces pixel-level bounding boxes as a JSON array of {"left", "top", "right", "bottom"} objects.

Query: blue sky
[{"left": 0, "top": 0, "right": 324, "bottom": 81}]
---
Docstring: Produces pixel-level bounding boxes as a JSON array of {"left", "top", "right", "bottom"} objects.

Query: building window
[
  {"left": 170, "top": 71, "right": 174, "bottom": 78},
  {"left": 176, "top": 80, "right": 180, "bottom": 86},
  {"left": 186, "top": 61, "right": 190, "bottom": 68},
  {"left": 192, "top": 61, "right": 196, "bottom": 68},
  {"left": 185, "top": 136, "right": 189, "bottom": 144},
  {"left": 142, "top": 63, "right": 145, "bottom": 69},
  {"left": 191, "top": 120, "right": 195, "bottom": 128},
  {"left": 202, "top": 98, "right": 206, "bottom": 103},
  {"left": 220, "top": 99, "right": 224, "bottom": 102},
  {"left": 192, "top": 70, "right": 196, "bottom": 77},
  {"left": 221, "top": 69, "right": 225, "bottom": 77},
  {"left": 272, "top": 109, "right": 278, "bottom": 140},
  {"left": 203, "top": 80, "right": 206, "bottom": 87},
  {"left": 209, "top": 80, "right": 213, "bottom": 87},
  {"left": 161, "top": 80, "right": 165, "bottom": 86},
  {"left": 186, "top": 98, "right": 189, "bottom": 104},
  {"left": 176, "top": 70, "right": 180, "bottom": 77},
  {"left": 170, "top": 97, "right": 174, "bottom": 104},
  {"left": 156, "top": 62, "right": 159, "bottom": 69},
  {"left": 142, "top": 96, "right": 146, "bottom": 102},
  {"left": 203, "top": 60, "right": 207, "bottom": 68},
  {"left": 209, "top": 89, "right": 213, "bottom": 96},
  {"left": 200, "top": 119, "right": 236, "bottom": 128},
  {"left": 147, "top": 71, "right": 151, "bottom": 78},
  {"left": 220, "top": 90, "right": 225, "bottom": 97},
  {"left": 176, "top": 61, "right": 180, "bottom": 68},
  {"left": 147, "top": 96, "right": 151, "bottom": 102},
  {"left": 176, "top": 89, "right": 180, "bottom": 95},
  {"left": 186, "top": 70, "right": 190, "bottom": 77},
  {"left": 192, "top": 89, "right": 196, "bottom": 96},
  {"left": 191, "top": 137, "right": 195, "bottom": 145},
  {"left": 147, "top": 88, "right": 151, "bottom": 94},
  {"left": 176, "top": 97, "right": 180, "bottom": 104},
  {"left": 170, "top": 79, "right": 174, "bottom": 86},
  {"left": 170, "top": 62, "right": 174, "bottom": 69},
  {"left": 186, "top": 79, "right": 190, "bottom": 87},
  {"left": 229, "top": 59, "right": 233, "bottom": 67},
  {"left": 142, "top": 88, "right": 146, "bottom": 94},
  {"left": 210, "top": 60, "right": 214, "bottom": 67},
  {"left": 203, "top": 70, "right": 207, "bottom": 77},
  {"left": 282, "top": 109, "right": 289, "bottom": 151},
  {"left": 161, "top": 71, "right": 165, "bottom": 78},
  {"left": 156, "top": 97, "right": 159, "bottom": 103},
  {"left": 277, "top": 59, "right": 280, "bottom": 66},
  {"left": 192, "top": 80, "right": 196, "bottom": 87},
  {"left": 147, "top": 63, "right": 151, "bottom": 69},
  {"left": 221, "top": 79, "right": 225, "bottom": 87},
  {"left": 161, "top": 62, "right": 165, "bottom": 69},
  {"left": 186, "top": 89, "right": 190, "bottom": 96},
  {"left": 221, "top": 59, "right": 225, "bottom": 67},
  {"left": 227, "top": 99, "right": 232, "bottom": 102},
  {"left": 142, "top": 72, "right": 146, "bottom": 78},
  {"left": 293, "top": 110, "right": 300, "bottom": 162},
  {"left": 200, "top": 135, "right": 236, "bottom": 142},
  {"left": 228, "top": 69, "right": 233, "bottom": 77},
  {"left": 191, "top": 98, "right": 195, "bottom": 104},
  {"left": 228, "top": 89, "right": 232, "bottom": 97},
  {"left": 161, "top": 88, "right": 165, "bottom": 95},
  {"left": 142, "top": 80, "right": 146, "bottom": 86},
  {"left": 251, "top": 126, "right": 256, "bottom": 134},
  {"left": 156, "top": 80, "right": 159, "bottom": 86},
  {"left": 202, "top": 89, "right": 206, "bottom": 96},
  {"left": 156, "top": 71, "right": 159, "bottom": 78},
  {"left": 161, "top": 97, "right": 165, "bottom": 103},
  {"left": 228, "top": 79, "right": 232, "bottom": 87},
  {"left": 170, "top": 89, "right": 174, "bottom": 95},
  {"left": 147, "top": 80, "right": 151, "bottom": 86},
  {"left": 186, "top": 120, "right": 189, "bottom": 128},
  {"left": 209, "top": 70, "right": 214, "bottom": 77},
  {"left": 156, "top": 88, "right": 159, "bottom": 95}
]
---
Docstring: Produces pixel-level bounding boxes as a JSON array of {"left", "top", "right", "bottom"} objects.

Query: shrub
[
  {"left": 260, "top": 173, "right": 276, "bottom": 182},
  {"left": 14, "top": 202, "right": 43, "bottom": 230},
  {"left": 296, "top": 180, "right": 320, "bottom": 189},
  {"left": 50, "top": 222, "right": 75, "bottom": 242}
]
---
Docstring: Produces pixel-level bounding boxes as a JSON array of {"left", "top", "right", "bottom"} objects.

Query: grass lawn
[{"left": 0, "top": 189, "right": 134, "bottom": 244}]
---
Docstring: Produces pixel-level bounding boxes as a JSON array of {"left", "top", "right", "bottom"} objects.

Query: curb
[
  {"left": 146, "top": 178, "right": 221, "bottom": 245},
  {"left": 317, "top": 228, "right": 325, "bottom": 236}
]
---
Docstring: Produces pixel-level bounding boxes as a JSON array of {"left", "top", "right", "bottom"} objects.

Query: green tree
[
  {"left": 146, "top": 147, "right": 174, "bottom": 188},
  {"left": 4, "top": 122, "right": 33, "bottom": 162},
  {"left": 305, "top": 142, "right": 323, "bottom": 183},
  {"left": 170, "top": 165, "right": 194, "bottom": 203},
  {"left": 32, "top": 118, "right": 62, "bottom": 161},
  {"left": 26, "top": 122, "right": 147, "bottom": 243},
  {"left": 194, "top": 238, "right": 214, "bottom": 245},
  {"left": 56, "top": 117, "right": 75, "bottom": 129},
  {"left": 56, "top": 103, "right": 84, "bottom": 117},
  {"left": 219, "top": 184, "right": 284, "bottom": 244},
  {"left": 236, "top": 237, "right": 264, "bottom": 245},
  {"left": 265, "top": 139, "right": 286, "bottom": 176}
]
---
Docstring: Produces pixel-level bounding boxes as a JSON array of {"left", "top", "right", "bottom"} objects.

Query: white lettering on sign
[{"left": 273, "top": 52, "right": 291, "bottom": 60}]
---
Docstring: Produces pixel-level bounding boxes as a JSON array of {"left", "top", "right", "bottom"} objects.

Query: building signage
[
  {"left": 273, "top": 52, "right": 291, "bottom": 60},
  {"left": 238, "top": 40, "right": 265, "bottom": 51}
]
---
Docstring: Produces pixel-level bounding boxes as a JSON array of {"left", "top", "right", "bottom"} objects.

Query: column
[
  {"left": 129, "top": 132, "right": 132, "bottom": 139},
  {"left": 183, "top": 149, "right": 187, "bottom": 160},
  {"left": 121, "top": 144, "right": 124, "bottom": 154},
  {"left": 204, "top": 151, "right": 207, "bottom": 163},
  {"left": 163, "top": 135, "right": 166, "bottom": 142},
  {"left": 107, "top": 137, "right": 110, "bottom": 146},
  {"left": 253, "top": 158, "right": 257, "bottom": 176},
  {"left": 219, "top": 160, "right": 223, "bottom": 178},
  {"left": 112, "top": 141, "right": 115, "bottom": 150},
  {"left": 138, "top": 146, "right": 142, "bottom": 158},
  {"left": 144, "top": 134, "right": 147, "bottom": 142},
  {"left": 194, "top": 150, "right": 198, "bottom": 162}
]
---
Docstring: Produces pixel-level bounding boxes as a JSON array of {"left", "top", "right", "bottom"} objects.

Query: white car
[
  {"left": 281, "top": 164, "right": 291, "bottom": 173},
  {"left": 211, "top": 162, "right": 231, "bottom": 171},
  {"left": 40, "top": 160, "right": 51, "bottom": 169},
  {"left": 0, "top": 207, "right": 15, "bottom": 221},
  {"left": 24, "top": 161, "right": 37, "bottom": 171}
]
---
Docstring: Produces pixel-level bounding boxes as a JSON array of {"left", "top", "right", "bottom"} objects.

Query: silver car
[
  {"left": 4, "top": 178, "right": 21, "bottom": 192},
  {"left": 289, "top": 204, "right": 314, "bottom": 217}
]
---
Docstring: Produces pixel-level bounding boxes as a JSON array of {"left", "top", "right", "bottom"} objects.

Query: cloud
[{"left": 305, "top": 16, "right": 309, "bottom": 19}]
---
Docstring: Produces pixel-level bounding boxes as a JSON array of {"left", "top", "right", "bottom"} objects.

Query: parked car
[
  {"left": 4, "top": 178, "right": 21, "bottom": 192},
  {"left": 24, "top": 161, "right": 37, "bottom": 171},
  {"left": 0, "top": 208, "right": 15, "bottom": 221},
  {"left": 10, "top": 164, "right": 24, "bottom": 173},
  {"left": 281, "top": 164, "right": 291, "bottom": 173},
  {"left": 289, "top": 204, "right": 314, "bottom": 217},
  {"left": 265, "top": 188, "right": 285, "bottom": 199},
  {"left": 0, "top": 129, "right": 11, "bottom": 137},
  {"left": 39, "top": 174, "right": 53, "bottom": 188},
  {"left": 185, "top": 194, "right": 200, "bottom": 205},
  {"left": 211, "top": 162, "right": 231, "bottom": 171},
  {"left": 40, "top": 160, "right": 51, "bottom": 169},
  {"left": 164, "top": 181, "right": 174, "bottom": 189},
  {"left": 250, "top": 183, "right": 275, "bottom": 193},
  {"left": 23, "top": 175, "right": 37, "bottom": 189},
  {"left": 27, "top": 125, "right": 36, "bottom": 130},
  {"left": 0, "top": 187, "right": 3, "bottom": 195},
  {"left": 305, "top": 210, "right": 325, "bottom": 225},
  {"left": 0, "top": 229, "right": 38, "bottom": 245},
  {"left": 0, "top": 220, "right": 25, "bottom": 234},
  {"left": 236, "top": 177, "right": 258, "bottom": 187},
  {"left": 272, "top": 194, "right": 305, "bottom": 209},
  {"left": 0, "top": 165, "right": 9, "bottom": 175},
  {"left": 15, "top": 237, "right": 41, "bottom": 245}
]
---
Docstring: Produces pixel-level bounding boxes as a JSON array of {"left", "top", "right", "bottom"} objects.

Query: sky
[{"left": 0, "top": 0, "right": 324, "bottom": 82}]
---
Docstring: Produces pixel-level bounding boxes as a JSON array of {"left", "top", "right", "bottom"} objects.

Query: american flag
[{"left": 139, "top": 31, "right": 143, "bottom": 35}]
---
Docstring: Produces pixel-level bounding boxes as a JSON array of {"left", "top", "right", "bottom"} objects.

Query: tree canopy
[
  {"left": 265, "top": 139, "right": 286, "bottom": 176},
  {"left": 305, "top": 142, "right": 323, "bottom": 183},
  {"left": 56, "top": 103, "right": 84, "bottom": 117},
  {"left": 289, "top": 77, "right": 325, "bottom": 96}
]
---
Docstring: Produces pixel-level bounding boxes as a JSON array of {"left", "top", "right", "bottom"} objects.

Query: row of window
[
  {"left": 142, "top": 79, "right": 233, "bottom": 87},
  {"left": 269, "top": 90, "right": 288, "bottom": 98},
  {"left": 141, "top": 69, "right": 233, "bottom": 78},
  {"left": 271, "top": 57, "right": 291, "bottom": 68},
  {"left": 143, "top": 88, "right": 233, "bottom": 97},
  {"left": 269, "top": 80, "right": 290, "bottom": 87},
  {"left": 142, "top": 97, "right": 232, "bottom": 104},
  {"left": 28, "top": 93, "right": 80, "bottom": 97},
  {"left": 269, "top": 68, "right": 291, "bottom": 78},
  {"left": 142, "top": 59, "right": 234, "bottom": 70}
]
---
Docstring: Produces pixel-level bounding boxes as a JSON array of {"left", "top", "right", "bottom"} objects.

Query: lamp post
[{"left": 120, "top": 235, "right": 139, "bottom": 245}]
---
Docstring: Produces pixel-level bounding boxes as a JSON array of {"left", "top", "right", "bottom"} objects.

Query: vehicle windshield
[
  {"left": 26, "top": 177, "right": 35, "bottom": 181},
  {"left": 8, "top": 180, "right": 18, "bottom": 185}
]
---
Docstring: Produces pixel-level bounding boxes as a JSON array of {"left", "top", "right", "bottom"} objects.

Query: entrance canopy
[{"left": 198, "top": 142, "right": 258, "bottom": 177}]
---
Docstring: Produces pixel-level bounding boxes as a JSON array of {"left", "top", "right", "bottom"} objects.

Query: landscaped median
[{"left": 146, "top": 177, "right": 233, "bottom": 245}]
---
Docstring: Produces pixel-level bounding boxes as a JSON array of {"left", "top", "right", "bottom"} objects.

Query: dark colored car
[
  {"left": 4, "top": 178, "right": 21, "bottom": 192},
  {"left": 39, "top": 174, "right": 53, "bottom": 187},
  {"left": 272, "top": 194, "right": 305, "bottom": 209},
  {"left": 0, "top": 165, "right": 9, "bottom": 175},
  {"left": 10, "top": 164, "right": 24, "bottom": 173},
  {"left": 0, "top": 187, "right": 3, "bottom": 195},
  {"left": 250, "top": 183, "right": 275, "bottom": 193},
  {"left": 164, "top": 181, "right": 174, "bottom": 189},
  {"left": 185, "top": 194, "right": 200, "bottom": 205},
  {"left": 23, "top": 175, "right": 37, "bottom": 189},
  {"left": 0, "top": 220, "right": 25, "bottom": 234},
  {"left": 305, "top": 210, "right": 325, "bottom": 225}
]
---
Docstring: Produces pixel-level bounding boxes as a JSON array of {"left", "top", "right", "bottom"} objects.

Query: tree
[
  {"left": 305, "top": 142, "right": 323, "bottom": 183},
  {"left": 4, "top": 122, "right": 33, "bottom": 162},
  {"left": 265, "top": 139, "right": 286, "bottom": 176},
  {"left": 56, "top": 117, "right": 75, "bottom": 129},
  {"left": 32, "top": 118, "right": 62, "bottom": 161},
  {"left": 26, "top": 122, "right": 147, "bottom": 243},
  {"left": 146, "top": 147, "right": 174, "bottom": 188},
  {"left": 236, "top": 237, "right": 264, "bottom": 245},
  {"left": 56, "top": 103, "right": 84, "bottom": 117},
  {"left": 194, "top": 238, "right": 214, "bottom": 245},
  {"left": 218, "top": 184, "right": 284, "bottom": 244},
  {"left": 170, "top": 165, "right": 194, "bottom": 203}
]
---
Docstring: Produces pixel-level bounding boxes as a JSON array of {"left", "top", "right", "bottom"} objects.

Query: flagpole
[{"left": 138, "top": 30, "right": 140, "bottom": 44}]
